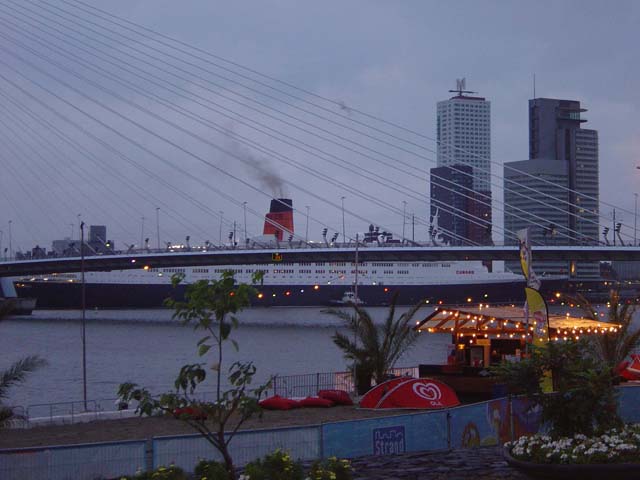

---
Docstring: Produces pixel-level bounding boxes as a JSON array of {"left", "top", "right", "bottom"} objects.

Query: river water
[
  {"left": 3, "top": 304, "right": 637, "bottom": 409},
  {"left": 0, "top": 307, "right": 452, "bottom": 408}
]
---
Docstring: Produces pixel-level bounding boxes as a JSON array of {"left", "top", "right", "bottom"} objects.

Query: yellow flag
[
  {"left": 517, "top": 228, "right": 540, "bottom": 290},
  {"left": 524, "top": 287, "right": 553, "bottom": 392},
  {"left": 524, "top": 287, "right": 550, "bottom": 343}
]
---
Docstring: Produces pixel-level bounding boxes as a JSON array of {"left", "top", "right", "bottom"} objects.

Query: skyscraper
[
  {"left": 504, "top": 98, "right": 599, "bottom": 279},
  {"left": 431, "top": 79, "right": 492, "bottom": 245}
]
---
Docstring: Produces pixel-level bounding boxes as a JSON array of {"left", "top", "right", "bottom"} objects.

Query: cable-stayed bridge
[
  {"left": 2, "top": 245, "right": 640, "bottom": 277},
  {"left": 0, "top": 0, "right": 637, "bottom": 303}
]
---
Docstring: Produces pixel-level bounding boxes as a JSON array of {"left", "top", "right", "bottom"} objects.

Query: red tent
[
  {"left": 360, "top": 378, "right": 460, "bottom": 409},
  {"left": 359, "top": 377, "right": 408, "bottom": 409},
  {"left": 625, "top": 354, "right": 640, "bottom": 379},
  {"left": 628, "top": 354, "right": 640, "bottom": 375}
]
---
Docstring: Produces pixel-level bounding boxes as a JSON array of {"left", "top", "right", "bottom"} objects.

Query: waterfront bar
[{"left": 415, "top": 305, "right": 621, "bottom": 398}]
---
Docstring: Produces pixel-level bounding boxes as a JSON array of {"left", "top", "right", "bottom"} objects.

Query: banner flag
[
  {"left": 518, "top": 228, "right": 552, "bottom": 392},
  {"left": 524, "top": 287, "right": 553, "bottom": 392},
  {"left": 524, "top": 287, "right": 550, "bottom": 343},
  {"left": 517, "top": 228, "right": 541, "bottom": 290}
]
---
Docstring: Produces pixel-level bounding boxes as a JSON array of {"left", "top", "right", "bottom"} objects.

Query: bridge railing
[{"left": 6, "top": 238, "right": 622, "bottom": 264}]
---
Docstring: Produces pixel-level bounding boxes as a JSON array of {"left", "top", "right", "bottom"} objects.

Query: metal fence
[
  {"left": 272, "top": 366, "right": 418, "bottom": 397},
  {"left": 153, "top": 425, "right": 320, "bottom": 470},
  {"left": 273, "top": 371, "right": 353, "bottom": 397},
  {"left": 24, "top": 398, "right": 138, "bottom": 427},
  {"left": 0, "top": 439, "right": 147, "bottom": 480},
  {"left": 9, "top": 367, "right": 420, "bottom": 428}
]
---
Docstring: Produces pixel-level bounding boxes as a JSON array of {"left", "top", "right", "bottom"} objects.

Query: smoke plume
[{"left": 225, "top": 134, "right": 286, "bottom": 198}]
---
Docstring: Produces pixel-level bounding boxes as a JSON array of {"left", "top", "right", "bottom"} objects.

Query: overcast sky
[{"left": 0, "top": 0, "right": 638, "bottom": 253}]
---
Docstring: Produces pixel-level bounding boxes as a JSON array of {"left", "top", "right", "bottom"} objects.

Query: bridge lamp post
[
  {"left": 341, "top": 196, "right": 346, "bottom": 245},
  {"left": 140, "top": 216, "right": 145, "bottom": 251},
  {"left": 243, "top": 202, "right": 247, "bottom": 245},
  {"left": 219, "top": 211, "right": 223, "bottom": 246},
  {"left": 634, "top": 193, "right": 638, "bottom": 246},
  {"left": 305, "top": 205, "right": 310, "bottom": 243},
  {"left": 8, "top": 220, "right": 12, "bottom": 260},
  {"left": 402, "top": 200, "right": 407, "bottom": 243},
  {"left": 156, "top": 207, "right": 161, "bottom": 251}
]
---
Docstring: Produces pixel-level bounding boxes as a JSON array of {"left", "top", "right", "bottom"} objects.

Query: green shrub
[
  {"left": 119, "top": 464, "right": 188, "bottom": 480},
  {"left": 194, "top": 459, "right": 231, "bottom": 480},
  {"left": 493, "top": 339, "right": 621, "bottom": 438},
  {"left": 308, "top": 456, "right": 354, "bottom": 480},
  {"left": 242, "top": 449, "right": 304, "bottom": 480}
]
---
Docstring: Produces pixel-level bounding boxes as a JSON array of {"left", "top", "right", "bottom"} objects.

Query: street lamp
[
  {"left": 80, "top": 221, "right": 88, "bottom": 410},
  {"left": 341, "top": 196, "right": 346, "bottom": 244},
  {"left": 305, "top": 205, "right": 310, "bottom": 243}
]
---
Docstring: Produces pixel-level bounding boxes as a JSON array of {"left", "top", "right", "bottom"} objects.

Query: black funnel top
[{"left": 269, "top": 198, "right": 293, "bottom": 213}]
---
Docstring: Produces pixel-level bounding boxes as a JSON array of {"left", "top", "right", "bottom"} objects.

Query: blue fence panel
[
  {"left": 510, "top": 396, "right": 543, "bottom": 439},
  {"left": 0, "top": 440, "right": 146, "bottom": 480},
  {"left": 449, "top": 400, "right": 511, "bottom": 448},
  {"left": 618, "top": 384, "right": 640, "bottom": 423},
  {"left": 153, "top": 425, "right": 320, "bottom": 471},
  {"left": 321, "top": 410, "right": 448, "bottom": 458}
]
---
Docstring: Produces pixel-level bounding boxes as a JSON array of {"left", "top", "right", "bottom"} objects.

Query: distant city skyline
[{"left": 0, "top": 1, "right": 638, "bottom": 251}]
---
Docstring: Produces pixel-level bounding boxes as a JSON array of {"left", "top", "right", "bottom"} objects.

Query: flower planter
[{"left": 503, "top": 446, "right": 640, "bottom": 480}]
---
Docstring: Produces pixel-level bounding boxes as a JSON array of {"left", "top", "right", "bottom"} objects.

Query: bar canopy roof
[{"left": 416, "top": 305, "right": 620, "bottom": 341}]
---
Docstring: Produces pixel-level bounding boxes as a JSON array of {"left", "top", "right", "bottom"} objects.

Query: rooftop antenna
[
  {"left": 533, "top": 73, "right": 536, "bottom": 98},
  {"left": 449, "top": 77, "right": 476, "bottom": 97}
]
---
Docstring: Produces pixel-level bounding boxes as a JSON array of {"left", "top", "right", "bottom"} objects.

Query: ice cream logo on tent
[
  {"left": 360, "top": 378, "right": 460, "bottom": 409},
  {"left": 412, "top": 382, "right": 442, "bottom": 405}
]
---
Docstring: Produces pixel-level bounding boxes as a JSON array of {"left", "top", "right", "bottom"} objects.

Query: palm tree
[
  {"left": 325, "top": 293, "right": 425, "bottom": 394},
  {"left": 569, "top": 290, "right": 640, "bottom": 369},
  {"left": 0, "top": 299, "right": 47, "bottom": 427}
]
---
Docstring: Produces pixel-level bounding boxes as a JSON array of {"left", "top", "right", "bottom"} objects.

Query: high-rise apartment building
[
  {"left": 504, "top": 98, "right": 600, "bottom": 279},
  {"left": 431, "top": 80, "right": 492, "bottom": 245}
]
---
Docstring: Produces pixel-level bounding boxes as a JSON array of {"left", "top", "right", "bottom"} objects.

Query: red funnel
[{"left": 263, "top": 198, "right": 294, "bottom": 241}]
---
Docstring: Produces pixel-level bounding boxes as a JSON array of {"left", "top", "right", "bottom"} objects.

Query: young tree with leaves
[
  {"left": 0, "top": 299, "right": 47, "bottom": 428},
  {"left": 324, "top": 292, "right": 425, "bottom": 394},
  {"left": 118, "top": 271, "right": 270, "bottom": 480}
]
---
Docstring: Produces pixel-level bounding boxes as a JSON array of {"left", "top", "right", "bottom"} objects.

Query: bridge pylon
[{"left": 0, "top": 277, "right": 17, "bottom": 298}]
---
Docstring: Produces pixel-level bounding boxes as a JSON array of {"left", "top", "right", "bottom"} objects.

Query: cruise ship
[{"left": 13, "top": 199, "right": 565, "bottom": 309}]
